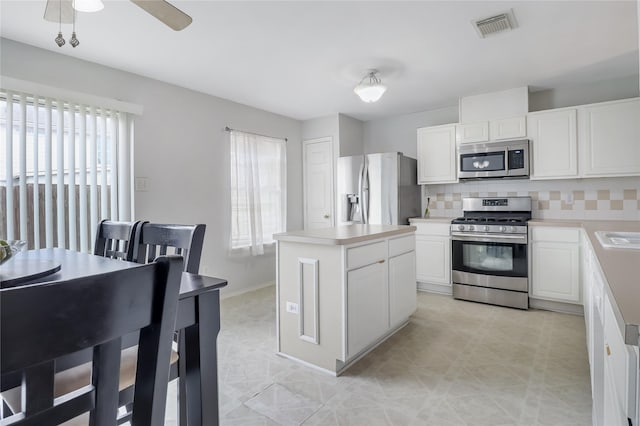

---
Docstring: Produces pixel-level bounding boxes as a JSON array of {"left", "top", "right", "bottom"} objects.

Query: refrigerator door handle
[
  {"left": 362, "top": 158, "right": 369, "bottom": 224},
  {"left": 357, "top": 160, "right": 365, "bottom": 223}
]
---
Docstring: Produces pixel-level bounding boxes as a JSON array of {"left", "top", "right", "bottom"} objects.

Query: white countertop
[
  {"left": 273, "top": 224, "right": 416, "bottom": 246},
  {"left": 531, "top": 218, "right": 640, "bottom": 345}
]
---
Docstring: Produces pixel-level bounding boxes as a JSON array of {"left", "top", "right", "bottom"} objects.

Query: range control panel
[{"left": 482, "top": 198, "right": 508, "bottom": 207}]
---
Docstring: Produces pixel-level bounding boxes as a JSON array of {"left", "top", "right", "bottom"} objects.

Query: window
[
  {"left": 0, "top": 90, "right": 134, "bottom": 252},
  {"left": 229, "top": 130, "right": 286, "bottom": 255}
]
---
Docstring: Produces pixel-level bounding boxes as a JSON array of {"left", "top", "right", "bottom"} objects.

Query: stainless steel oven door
[{"left": 451, "top": 233, "right": 528, "bottom": 292}]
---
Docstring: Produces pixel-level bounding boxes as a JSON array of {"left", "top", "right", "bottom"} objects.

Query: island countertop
[{"left": 273, "top": 224, "right": 416, "bottom": 246}]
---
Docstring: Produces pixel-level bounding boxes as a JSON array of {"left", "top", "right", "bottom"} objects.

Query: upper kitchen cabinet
[
  {"left": 528, "top": 108, "right": 578, "bottom": 179},
  {"left": 457, "top": 117, "right": 526, "bottom": 144},
  {"left": 417, "top": 124, "right": 457, "bottom": 184},
  {"left": 579, "top": 98, "right": 640, "bottom": 177},
  {"left": 458, "top": 87, "right": 529, "bottom": 144}
]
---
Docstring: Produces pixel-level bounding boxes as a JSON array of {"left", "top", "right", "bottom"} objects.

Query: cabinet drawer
[
  {"left": 413, "top": 222, "right": 450, "bottom": 236},
  {"left": 531, "top": 226, "right": 580, "bottom": 243},
  {"left": 346, "top": 241, "right": 386, "bottom": 270},
  {"left": 389, "top": 235, "right": 415, "bottom": 257}
]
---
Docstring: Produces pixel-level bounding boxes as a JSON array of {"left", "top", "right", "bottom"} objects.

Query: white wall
[
  {"left": 337, "top": 114, "right": 364, "bottom": 157},
  {"left": 529, "top": 75, "right": 640, "bottom": 111},
  {"left": 1, "top": 38, "right": 303, "bottom": 295},
  {"left": 363, "top": 106, "right": 458, "bottom": 158}
]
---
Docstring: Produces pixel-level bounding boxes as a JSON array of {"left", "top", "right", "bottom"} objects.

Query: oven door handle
[{"left": 451, "top": 233, "right": 528, "bottom": 244}]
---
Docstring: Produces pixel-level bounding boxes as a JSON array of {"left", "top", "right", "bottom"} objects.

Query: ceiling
[{"left": 1, "top": 1, "right": 638, "bottom": 121}]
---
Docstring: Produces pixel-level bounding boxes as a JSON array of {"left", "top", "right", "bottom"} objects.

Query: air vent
[{"left": 473, "top": 10, "right": 517, "bottom": 38}]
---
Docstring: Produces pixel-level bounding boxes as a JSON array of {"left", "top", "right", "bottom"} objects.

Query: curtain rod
[{"left": 224, "top": 126, "right": 288, "bottom": 142}]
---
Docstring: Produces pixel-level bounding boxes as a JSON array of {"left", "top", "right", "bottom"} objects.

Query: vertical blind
[
  {"left": 0, "top": 90, "right": 133, "bottom": 252},
  {"left": 229, "top": 130, "right": 286, "bottom": 256}
]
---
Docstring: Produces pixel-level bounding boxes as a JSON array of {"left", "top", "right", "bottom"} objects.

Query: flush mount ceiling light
[
  {"left": 354, "top": 70, "right": 387, "bottom": 103},
  {"left": 73, "top": 0, "right": 104, "bottom": 12}
]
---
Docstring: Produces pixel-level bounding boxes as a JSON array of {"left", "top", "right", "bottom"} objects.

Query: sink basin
[{"left": 595, "top": 231, "right": 640, "bottom": 250}]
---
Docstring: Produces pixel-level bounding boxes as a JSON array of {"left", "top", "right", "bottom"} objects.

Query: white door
[
  {"left": 389, "top": 251, "right": 417, "bottom": 327},
  {"left": 417, "top": 124, "right": 457, "bottom": 184},
  {"left": 528, "top": 109, "right": 577, "bottom": 179},
  {"left": 415, "top": 235, "right": 451, "bottom": 285},
  {"left": 580, "top": 98, "right": 640, "bottom": 177},
  {"left": 531, "top": 240, "right": 580, "bottom": 303},
  {"left": 347, "top": 261, "right": 388, "bottom": 358},
  {"left": 303, "top": 138, "right": 334, "bottom": 229}
]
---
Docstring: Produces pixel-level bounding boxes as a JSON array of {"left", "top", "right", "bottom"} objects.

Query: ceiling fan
[{"left": 44, "top": 0, "right": 193, "bottom": 31}]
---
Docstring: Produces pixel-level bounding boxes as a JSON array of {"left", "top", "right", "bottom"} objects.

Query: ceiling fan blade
[
  {"left": 130, "top": 0, "right": 192, "bottom": 31},
  {"left": 44, "top": 0, "right": 74, "bottom": 24}
]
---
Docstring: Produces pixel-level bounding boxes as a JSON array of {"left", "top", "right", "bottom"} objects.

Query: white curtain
[
  {"left": 0, "top": 90, "right": 134, "bottom": 252},
  {"left": 230, "top": 130, "right": 286, "bottom": 256}
]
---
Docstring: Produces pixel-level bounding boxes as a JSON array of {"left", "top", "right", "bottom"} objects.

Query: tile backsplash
[{"left": 423, "top": 176, "right": 640, "bottom": 221}]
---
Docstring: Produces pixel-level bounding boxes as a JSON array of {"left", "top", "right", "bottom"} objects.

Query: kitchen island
[{"left": 274, "top": 224, "right": 416, "bottom": 375}]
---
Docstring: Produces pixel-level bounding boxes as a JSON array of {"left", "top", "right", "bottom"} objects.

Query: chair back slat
[
  {"left": 94, "top": 220, "right": 140, "bottom": 261},
  {"left": 0, "top": 256, "right": 183, "bottom": 426},
  {"left": 133, "top": 223, "right": 206, "bottom": 273}
]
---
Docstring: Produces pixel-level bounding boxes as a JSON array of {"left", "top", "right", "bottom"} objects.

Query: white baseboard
[
  {"left": 277, "top": 320, "right": 410, "bottom": 377},
  {"left": 220, "top": 281, "right": 275, "bottom": 300},
  {"left": 417, "top": 281, "right": 453, "bottom": 296},
  {"left": 529, "top": 298, "right": 584, "bottom": 316}
]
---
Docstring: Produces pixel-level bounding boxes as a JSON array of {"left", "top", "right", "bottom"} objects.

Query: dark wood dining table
[{"left": 0, "top": 248, "right": 227, "bottom": 426}]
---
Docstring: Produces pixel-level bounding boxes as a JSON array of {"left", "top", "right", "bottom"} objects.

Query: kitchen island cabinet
[{"left": 274, "top": 224, "right": 416, "bottom": 375}]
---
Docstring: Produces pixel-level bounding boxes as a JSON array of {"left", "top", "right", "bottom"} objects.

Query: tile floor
[{"left": 168, "top": 286, "right": 592, "bottom": 426}]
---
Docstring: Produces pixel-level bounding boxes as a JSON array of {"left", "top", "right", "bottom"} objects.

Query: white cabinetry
[
  {"left": 582, "top": 231, "right": 638, "bottom": 426},
  {"left": 347, "top": 261, "right": 388, "bottom": 357},
  {"left": 530, "top": 226, "right": 581, "bottom": 304},
  {"left": 528, "top": 108, "right": 578, "bottom": 179},
  {"left": 412, "top": 221, "right": 451, "bottom": 293},
  {"left": 389, "top": 250, "right": 417, "bottom": 328},
  {"left": 580, "top": 98, "right": 640, "bottom": 177},
  {"left": 417, "top": 124, "right": 457, "bottom": 184},
  {"left": 276, "top": 229, "right": 417, "bottom": 374},
  {"left": 457, "top": 116, "right": 526, "bottom": 144},
  {"left": 456, "top": 122, "right": 489, "bottom": 143},
  {"left": 489, "top": 116, "right": 527, "bottom": 140}
]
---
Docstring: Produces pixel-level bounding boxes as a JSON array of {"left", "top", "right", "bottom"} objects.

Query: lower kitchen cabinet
[
  {"left": 412, "top": 221, "right": 452, "bottom": 292},
  {"left": 582, "top": 231, "right": 639, "bottom": 426},
  {"left": 530, "top": 226, "right": 581, "bottom": 304},
  {"left": 389, "top": 250, "right": 417, "bottom": 327},
  {"left": 347, "top": 261, "right": 389, "bottom": 357}
]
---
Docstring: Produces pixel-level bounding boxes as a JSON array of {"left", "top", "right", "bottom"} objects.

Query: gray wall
[
  {"left": 337, "top": 114, "right": 364, "bottom": 157},
  {"left": 363, "top": 106, "right": 458, "bottom": 158},
  {"left": 1, "top": 38, "right": 303, "bottom": 296},
  {"left": 529, "top": 75, "right": 640, "bottom": 111}
]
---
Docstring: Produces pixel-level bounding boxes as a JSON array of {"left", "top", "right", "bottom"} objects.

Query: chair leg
[{"left": 178, "top": 330, "right": 188, "bottom": 426}]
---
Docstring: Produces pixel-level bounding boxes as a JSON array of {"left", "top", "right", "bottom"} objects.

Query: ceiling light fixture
[
  {"left": 73, "top": 0, "right": 104, "bottom": 13},
  {"left": 354, "top": 70, "right": 387, "bottom": 103}
]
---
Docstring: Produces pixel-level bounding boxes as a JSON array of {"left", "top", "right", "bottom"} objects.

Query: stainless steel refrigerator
[{"left": 337, "top": 152, "right": 421, "bottom": 225}]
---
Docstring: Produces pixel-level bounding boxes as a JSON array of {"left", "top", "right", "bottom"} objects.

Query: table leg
[{"left": 182, "top": 290, "right": 221, "bottom": 426}]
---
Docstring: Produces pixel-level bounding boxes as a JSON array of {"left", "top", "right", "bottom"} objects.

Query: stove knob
[
  {"left": 469, "top": 225, "right": 475, "bottom": 231},
  {"left": 499, "top": 226, "right": 506, "bottom": 232},
  {"left": 457, "top": 225, "right": 465, "bottom": 231},
  {"left": 508, "top": 226, "right": 515, "bottom": 233},
  {"left": 484, "top": 225, "right": 490, "bottom": 232}
]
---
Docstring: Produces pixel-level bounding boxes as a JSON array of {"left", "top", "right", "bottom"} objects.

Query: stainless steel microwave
[{"left": 458, "top": 139, "right": 529, "bottom": 180}]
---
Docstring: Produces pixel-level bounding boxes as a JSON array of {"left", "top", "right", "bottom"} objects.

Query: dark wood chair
[
  {"left": 0, "top": 255, "right": 183, "bottom": 426},
  {"left": 132, "top": 222, "right": 206, "bottom": 273},
  {"left": 132, "top": 222, "right": 206, "bottom": 425},
  {"left": 94, "top": 220, "right": 141, "bottom": 261}
]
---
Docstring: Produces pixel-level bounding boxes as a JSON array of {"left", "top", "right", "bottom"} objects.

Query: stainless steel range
[{"left": 450, "top": 197, "right": 532, "bottom": 309}]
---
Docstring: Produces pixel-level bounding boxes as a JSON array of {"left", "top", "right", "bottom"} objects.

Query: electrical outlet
[
  {"left": 135, "top": 177, "right": 150, "bottom": 192},
  {"left": 286, "top": 302, "right": 299, "bottom": 314},
  {"left": 565, "top": 192, "right": 574, "bottom": 205}
]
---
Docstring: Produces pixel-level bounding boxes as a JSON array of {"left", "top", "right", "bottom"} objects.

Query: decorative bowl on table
[{"left": 0, "top": 240, "right": 27, "bottom": 265}]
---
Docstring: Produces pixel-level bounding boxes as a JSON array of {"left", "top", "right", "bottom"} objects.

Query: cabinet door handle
[
  {"left": 378, "top": 259, "right": 385, "bottom": 264},
  {"left": 606, "top": 344, "right": 611, "bottom": 356}
]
